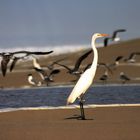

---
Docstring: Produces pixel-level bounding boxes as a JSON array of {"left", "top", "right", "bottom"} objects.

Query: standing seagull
[
  {"left": 67, "top": 33, "right": 109, "bottom": 120},
  {"left": 104, "top": 29, "right": 126, "bottom": 47},
  {"left": 27, "top": 74, "right": 42, "bottom": 86},
  {"left": 120, "top": 72, "right": 130, "bottom": 84}
]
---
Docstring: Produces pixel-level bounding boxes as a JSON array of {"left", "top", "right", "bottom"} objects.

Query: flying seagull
[
  {"left": 0, "top": 50, "right": 53, "bottom": 76},
  {"left": 124, "top": 52, "right": 140, "bottom": 63},
  {"left": 32, "top": 57, "right": 60, "bottom": 86},
  {"left": 104, "top": 29, "right": 126, "bottom": 47},
  {"left": 46, "top": 58, "right": 66, "bottom": 70},
  {"left": 55, "top": 49, "right": 92, "bottom": 77}
]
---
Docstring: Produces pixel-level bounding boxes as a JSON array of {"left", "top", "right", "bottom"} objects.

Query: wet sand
[{"left": 0, "top": 106, "right": 140, "bottom": 140}]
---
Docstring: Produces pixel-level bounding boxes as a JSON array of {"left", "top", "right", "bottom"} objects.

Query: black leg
[{"left": 79, "top": 97, "right": 86, "bottom": 120}]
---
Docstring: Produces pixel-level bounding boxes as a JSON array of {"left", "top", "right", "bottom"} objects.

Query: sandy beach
[
  {"left": 0, "top": 106, "right": 140, "bottom": 140},
  {"left": 1, "top": 1, "right": 140, "bottom": 140},
  {"left": 0, "top": 39, "right": 140, "bottom": 140}
]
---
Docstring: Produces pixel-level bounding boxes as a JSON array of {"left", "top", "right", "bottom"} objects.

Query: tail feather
[{"left": 67, "top": 93, "right": 77, "bottom": 105}]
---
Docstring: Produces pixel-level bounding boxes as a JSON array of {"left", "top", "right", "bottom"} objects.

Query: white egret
[{"left": 67, "top": 33, "right": 109, "bottom": 120}]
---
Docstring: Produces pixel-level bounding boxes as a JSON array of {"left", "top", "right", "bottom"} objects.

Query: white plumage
[
  {"left": 67, "top": 65, "right": 96, "bottom": 104},
  {"left": 67, "top": 33, "right": 109, "bottom": 104}
]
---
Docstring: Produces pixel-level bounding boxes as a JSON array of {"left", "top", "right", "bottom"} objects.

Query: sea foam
[
  {"left": 0, "top": 43, "right": 103, "bottom": 55},
  {"left": 0, "top": 104, "right": 140, "bottom": 113}
]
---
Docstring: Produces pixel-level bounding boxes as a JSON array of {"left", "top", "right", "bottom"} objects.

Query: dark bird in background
[
  {"left": 41, "top": 69, "right": 60, "bottom": 86},
  {"left": 99, "top": 70, "right": 109, "bottom": 83},
  {"left": 104, "top": 29, "right": 126, "bottom": 47},
  {"left": 10, "top": 56, "right": 25, "bottom": 72},
  {"left": 120, "top": 72, "right": 130, "bottom": 84},
  {"left": 46, "top": 58, "right": 66, "bottom": 70},
  {"left": 109, "top": 56, "right": 123, "bottom": 69},
  {"left": 55, "top": 49, "right": 92, "bottom": 77},
  {"left": 97, "top": 63, "right": 113, "bottom": 83},
  {"left": 0, "top": 54, "right": 11, "bottom": 76},
  {"left": 0, "top": 50, "right": 53, "bottom": 76},
  {"left": 98, "top": 62, "right": 113, "bottom": 74},
  {"left": 124, "top": 52, "right": 140, "bottom": 63}
]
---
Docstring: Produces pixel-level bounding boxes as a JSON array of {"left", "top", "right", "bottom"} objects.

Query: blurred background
[
  {"left": 0, "top": 0, "right": 140, "bottom": 88},
  {"left": 0, "top": 0, "right": 140, "bottom": 51}
]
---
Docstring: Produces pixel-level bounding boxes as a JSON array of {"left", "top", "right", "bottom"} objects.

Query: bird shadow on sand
[{"left": 64, "top": 114, "right": 94, "bottom": 120}]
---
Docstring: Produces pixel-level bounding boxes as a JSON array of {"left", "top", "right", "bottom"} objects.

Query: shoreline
[
  {"left": 1, "top": 82, "right": 140, "bottom": 91},
  {"left": 0, "top": 103, "right": 140, "bottom": 113}
]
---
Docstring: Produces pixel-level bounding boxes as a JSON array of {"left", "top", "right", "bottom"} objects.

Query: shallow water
[{"left": 0, "top": 84, "right": 140, "bottom": 110}]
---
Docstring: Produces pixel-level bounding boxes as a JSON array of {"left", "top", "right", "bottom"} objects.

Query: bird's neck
[{"left": 90, "top": 38, "right": 98, "bottom": 71}]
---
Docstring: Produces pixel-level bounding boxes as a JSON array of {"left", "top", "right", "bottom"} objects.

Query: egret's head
[{"left": 91, "top": 33, "right": 109, "bottom": 47}]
